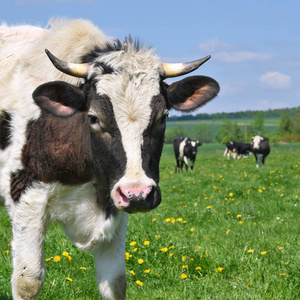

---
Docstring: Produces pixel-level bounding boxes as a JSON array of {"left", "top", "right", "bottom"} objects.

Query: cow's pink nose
[{"left": 115, "top": 185, "right": 153, "bottom": 208}]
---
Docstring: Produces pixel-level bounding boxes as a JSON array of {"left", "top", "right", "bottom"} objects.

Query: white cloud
[
  {"left": 215, "top": 51, "right": 273, "bottom": 63},
  {"left": 260, "top": 71, "right": 291, "bottom": 89},
  {"left": 198, "top": 39, "right": 232, "bottom": 52}
]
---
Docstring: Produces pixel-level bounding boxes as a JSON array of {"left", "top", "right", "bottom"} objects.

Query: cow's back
[{"left": 0, "top": 24, "right": 46, "bottom": 78}]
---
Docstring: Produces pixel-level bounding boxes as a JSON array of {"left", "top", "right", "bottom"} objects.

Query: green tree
[
  {"left": 251, "top": 112, "right": 265, "bottom": 135},
  {"left": 278, "top": 112, "right": 293, "bottom": 136},
  {"left": 164, "top": 126, "right": 188, "bottom": 144},
  {"left": 215, "top": 119, "right": 243, "bottom": 143},
  {"left": 193, "top": 124, "right": 212, "bottom": 143}
]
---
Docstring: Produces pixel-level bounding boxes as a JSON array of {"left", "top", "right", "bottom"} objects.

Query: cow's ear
[
  {"left": 33, "top": 81, "right": 86, "bottom": 117},
  {"left": 197, "top": 141, "right": 202, "bottom": 147},
  {"left": 166, "top": 76, "right": 220, "bottom": 111}
]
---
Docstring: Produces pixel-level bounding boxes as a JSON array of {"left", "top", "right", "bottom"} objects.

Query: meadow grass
[{"left": 0, "top": 143, "right": 299, "bottom": 299}]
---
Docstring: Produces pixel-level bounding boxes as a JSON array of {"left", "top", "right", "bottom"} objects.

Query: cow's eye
[
  {"left": 88, "top": 114, "right": 102, "bottom": 131},
  {"left": 160, "top": 109, "right": 169, "bottom": 124},
  {"left": 89, "top": 115, "right": 99, "bottom": 125}
]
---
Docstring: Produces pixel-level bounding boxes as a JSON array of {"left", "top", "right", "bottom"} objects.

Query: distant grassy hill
[
  {"left": 166, "top": 118, "right": 279, "bottom": 143},
  {"left": 166, "top": 106, "right": 300, "bottom": 143}
]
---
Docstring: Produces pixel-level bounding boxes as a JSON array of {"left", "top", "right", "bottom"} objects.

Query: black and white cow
[
  {"left": 224, "top": 141, "right": 252, "bottom": 159},
  {"left": 252, "top": 135, "right": 270, "bottom": 168},
  {"left": 173, "top": 137, "right": 201, "bottom": 172},
  {"left": 0, "top": 19, "right": 219, "bottom": 299}
]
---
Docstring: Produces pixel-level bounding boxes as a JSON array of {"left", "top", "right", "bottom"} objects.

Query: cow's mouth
[{"left": 114, "top": 185, "right": 161, "bottom": 214}]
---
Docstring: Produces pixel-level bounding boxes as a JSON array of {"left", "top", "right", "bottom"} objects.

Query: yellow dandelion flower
[
  {"left": 239, "top": 221, "right": 243, "bottom": 224},
  {"left": 62, "top": 251, "right": 69, "bottom": 257},
  {"left": 281, "top": 273, "right": 286, "bottom": 277},
  {"left": 229, "top": 192, "right": 233, "bottom": 197},
  {"left": 195, "top": 266, "right": 201, "bottom": 270},
  {"left": 165, "top": 218, "right": 171, "bottom": 222},
  {"left": 226, "top": 230, "right": 230, "bottom": 234},
  {"left": 278, "top": 247, "right": 284, "bottom": 251},
  {"left": 144, "top": 269, "right": 151, "bottom": 274},
  {"left": 217, "top": 267, "right": 224, "bottom": 272},
  {"left": 182, "top": 265, "right": 188, "bottom": 269},
  {"left": 182, "top": 256, "right": 187, "bottom": 261},
  {"left": 180, "top": 273, "right": 187, "bottom": 279},
  {"left": 4, "top": 250, "right": 10, "bottom": 254},
  {"left": 80, "top": 267, "right": 86, "bottom": 270},
  {"left": 248, "top": 249, "right": 254, "bottom": 253},
  {"left": 171, "top": 217, "right": 176, "bottom": 223},
  {"left": 130, "top": 270, "right": 135, "bottom": 276},
  {"left": 152, "top": 218, "right": 156, "bottom": 222},
  {"left": 261, "top": 251, "right": 267, "bottom": 255},
  {"left": 258, "top": 189, "right": 262, "bottom": 193},
  {"left": 237, "top": 214, "right": 242, "bottom": 218},
  {"left": 67, "top": 256, "right": 72, "bottom": 261},
  {"left": 144, "top": 241, "right": 149, "bottom": 246},
  {"left": 130, "top": 241, "right": 137, "bottom": 246},
  {"left": 155, "top": 235, "right": 160, "bottom": 239},
  {"left": 247, "top": 282, "right": 253, "bottom": 286},
  {"left": 206, "top": 206, "right": 211, "bottom": 209},
  {"left": 190, "top": 228, "right": 195, "bottom": 232},
  {"left": 53, "top": 256, "right": 61, "bottom": 262},
  {"left": 176, "top": 218, "right": 183, "bottom": 222},
  {"left": 169, "top": 253, "right": 174, "bottom": 257},
  {"left": 169, "top": 245, "right": 174, "bottom": 249},
  {"left": 136, "top": 280, "right": 143, "bottom": 286},
  {"left": 45, "top": 258, "right": 51, "bottom": 262},
  {"left": 189, "top": 258, "right": 194, "bottom": 262},
  {"left": 133, "top": 248, "right": 138, "bottom": 252},
  {"left": 138, "top": 259, "right": 144, "bottom": 264},
  {"left": 66, "top": 277, "right": 72, "bottom": 282},
  {"left": 160, "top": 247, "right": 168, "bottom": 252}
]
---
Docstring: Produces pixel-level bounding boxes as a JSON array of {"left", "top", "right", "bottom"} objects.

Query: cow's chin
[{"left": 118, "top": 186, "right": 161, "bottom": 214}]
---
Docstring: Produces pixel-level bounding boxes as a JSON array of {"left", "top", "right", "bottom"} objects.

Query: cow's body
[
  {"left": 223, "top": 141, "right": 252, "bottom": 159},
  {"left": 252, "top": 135, "right": 270, "bottom": 168},
  {"left": 173, "top": 137, "right": 201, "bottom": 172},
  {"left": 0, "top": 19, "right": 219, "bottom": 299}
]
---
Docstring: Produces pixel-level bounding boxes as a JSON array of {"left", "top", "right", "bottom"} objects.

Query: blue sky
[{"left": 1, "top": 0, "right": 300, "bottom": 114}]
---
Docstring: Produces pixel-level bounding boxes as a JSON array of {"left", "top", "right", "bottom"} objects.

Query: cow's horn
[
  {"left": 45, "top": 49, "right": 89, "bottom": 78},
  {"left": 162, "top": 55, "right": 211, "bottom": 78}
]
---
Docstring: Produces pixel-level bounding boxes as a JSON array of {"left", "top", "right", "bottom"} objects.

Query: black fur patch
[
  {"left": 10, "top": 170, "right": 37, "bottom": 202},
  {"left": 0, "top": 111, "right": 12, "bottom": 150}
]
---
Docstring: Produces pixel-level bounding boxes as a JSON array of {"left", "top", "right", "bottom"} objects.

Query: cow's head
[
  {"left": 185, "top": 138, "right": 201, "bottom": 158},
  {"left": 252, "top": 135, "right": 264, "bottom": 150},
  {"left": 32, "top": 39, "right": 219, "bottom": 213}
]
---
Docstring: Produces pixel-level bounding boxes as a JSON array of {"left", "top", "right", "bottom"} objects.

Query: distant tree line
[
  {"left": 169, "top": 106, "right": 300, "bottom": 122},
  {"left": 164, "top": 106, "right": 300, "bottom": 144}
]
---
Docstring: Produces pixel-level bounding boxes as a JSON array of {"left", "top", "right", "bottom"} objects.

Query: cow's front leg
[
  {"left": 10, "top": 189, "right": 49, "bottom": 300},
  {"left": 94, "top": 213, "right": 128, "bottom": 300},
  {"left": 183, "top": 156, "right": 188, "bottom": 171}
]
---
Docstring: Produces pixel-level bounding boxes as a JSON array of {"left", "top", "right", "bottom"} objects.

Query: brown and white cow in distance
[{"left": 0, "top": 19, "right": 219, "bottom": 299}]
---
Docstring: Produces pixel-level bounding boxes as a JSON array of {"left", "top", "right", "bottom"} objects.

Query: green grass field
[{"left": 0, "top": 143, "right": 299, "bottom": 299}]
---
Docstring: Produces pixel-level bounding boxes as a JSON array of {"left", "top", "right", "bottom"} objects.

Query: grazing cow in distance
[
  {"left": 224, "top": 141, "right": 252, "bottom": 159},
  {"left": 252, "top": 135, "right": 270, "bottom": 167},
  {"left": 0, "top": 19, "right": 219, "bottom": 300},
  {"left": 174, "top": 137, "right": 201, "bottom": 172}
]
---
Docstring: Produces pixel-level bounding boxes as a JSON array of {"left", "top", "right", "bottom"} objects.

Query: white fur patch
[{"left": 94, "top": 46, "right": 161, "bottom": 191}]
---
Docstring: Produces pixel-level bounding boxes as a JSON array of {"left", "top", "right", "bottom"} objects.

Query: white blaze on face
[
  {"left": 94, "top": 47, "right": 162, "bottom": 203},
  {"left": 252, "top": 136, "right": 263, "bottom": 150}
]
